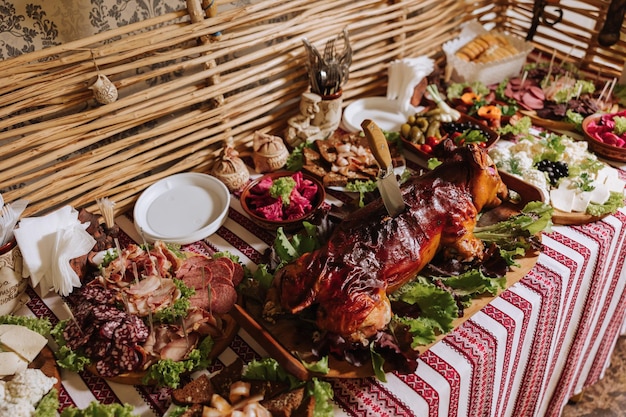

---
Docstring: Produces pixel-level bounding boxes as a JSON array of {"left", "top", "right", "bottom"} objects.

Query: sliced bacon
[
  {"left": 126, "top": 275, "right": 162, "bottom": 296},
  {"left": 160, "top": 333, "right": 199, "bottom": 361}
]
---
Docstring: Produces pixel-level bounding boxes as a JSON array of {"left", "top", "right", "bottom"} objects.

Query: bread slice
[
  {"left": 171, "top": 373, "right": 214, "bottom": 405},
  {"left": 323, "top": 172, "right": 348, "bottom": 188},
  {"left": 261, "top": 386, "right": 308, "bottom": 417},
  {"left": 302, "top": 147, "right": 321, "bottom": 165}
]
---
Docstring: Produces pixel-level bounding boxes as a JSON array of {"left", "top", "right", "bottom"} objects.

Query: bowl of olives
[{"left": 400, "top": 112, "right": 499, "bottom": 162}]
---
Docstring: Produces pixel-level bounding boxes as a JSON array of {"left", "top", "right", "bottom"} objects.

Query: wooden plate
[
  {"left": 402, "top": 113, "right": 500, "bottom": 161},
  {"left": 87, "top": 313, "right": 239, "bottom": 385},
  {"left": 232, "top": 173, "right": 541, "bottom": 380},
  {"left": 29, "top": 345, "right": 62, "bottom": 392},
  {"left": 519, "top": 110, "right": 576, "bottom": 132}
]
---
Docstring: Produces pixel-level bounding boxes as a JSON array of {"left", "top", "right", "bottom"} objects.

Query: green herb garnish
[{"left": 270, "top": 176, "right": 297, "bottom": 205}]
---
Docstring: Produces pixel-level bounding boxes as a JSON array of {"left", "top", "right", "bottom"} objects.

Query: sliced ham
[{"left": 521, "top": 91, "right": 545, "bottom": 110}]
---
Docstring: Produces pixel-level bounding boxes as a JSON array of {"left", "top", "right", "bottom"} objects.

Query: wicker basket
[{"left": 0, "top": 0, "right": 624, "bottom": 218}]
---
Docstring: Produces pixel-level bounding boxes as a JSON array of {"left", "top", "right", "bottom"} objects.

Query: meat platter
[
  {"left": 232, "top": 160, "right": 544, "bottom": 381},
  {"left": 60, "top": 223, "right": 241, "bottom": 386}
]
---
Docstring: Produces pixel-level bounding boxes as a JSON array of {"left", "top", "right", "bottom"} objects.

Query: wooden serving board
[
  {"left": 30, "top": 345, "right": 62, "bottom": 392},
  {"left": 87, "top": 314, "right": 239, "bottom": 385},
  {"left": 519, "top": 110, "right": 576, "bottom": 133},
  {"left": 232, "top": 173, "right": 542, "bottom": 380}
]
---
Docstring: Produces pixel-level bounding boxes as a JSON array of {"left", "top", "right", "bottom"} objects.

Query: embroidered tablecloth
[
  {"left": 4, "top": 1, "right": 626, "bottom": 416},
  {"left": 16, "top": 161, "right": 626, "bottom": 417}
]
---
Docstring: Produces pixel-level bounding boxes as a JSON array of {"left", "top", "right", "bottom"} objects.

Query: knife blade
[{"left": 361, "top": 119, "right": 405, "bottom": 217}]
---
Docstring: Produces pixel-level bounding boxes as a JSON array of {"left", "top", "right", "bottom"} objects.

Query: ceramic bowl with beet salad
[
  {"left": 582, "top": 110, "right": 626, "bottom": 162},
  {"left": 240, "top": 171, "right": 326, "bottom": 231}
]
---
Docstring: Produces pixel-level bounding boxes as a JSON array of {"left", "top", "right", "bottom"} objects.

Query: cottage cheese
[
  {"left": 0, "top": 369, "right": 57, "bottom": 417},
  {"left": 489, "top": 132, "right": 624, "bottom": 213}
]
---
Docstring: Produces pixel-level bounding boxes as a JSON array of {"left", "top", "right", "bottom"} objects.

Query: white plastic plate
[
  {"left": 342, "top": 97, "right": 419, "bottom": 133},
  {"left": 133, "top": 173, "right": 230, "bottom": 245}
]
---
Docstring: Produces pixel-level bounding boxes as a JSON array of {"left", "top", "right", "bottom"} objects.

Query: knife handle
[{"left": 362, "top": 119, "right": 393, "bottom": 170}]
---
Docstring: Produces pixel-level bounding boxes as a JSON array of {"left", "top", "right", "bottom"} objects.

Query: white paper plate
[
  {"left": 133, "top": 173, "right": 230, "bottom": 245},
  {"left": 342, "top": 97, "right": 420, "bottom": 133}
]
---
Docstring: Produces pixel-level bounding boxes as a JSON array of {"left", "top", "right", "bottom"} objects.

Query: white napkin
[
  {"left": 14, "top": 205, "right": 96, "bottom": 296},
  {"left": 387, "top": 56, "right": 435, "bottom": 113}
]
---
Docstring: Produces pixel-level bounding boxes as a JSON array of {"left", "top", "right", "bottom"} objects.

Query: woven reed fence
[{"left": 1, "top": 0, "right": 624, "bottom": 218}]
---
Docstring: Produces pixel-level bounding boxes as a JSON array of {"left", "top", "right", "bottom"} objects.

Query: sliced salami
[
  {"left": 208, "top": 282, "right": 238, "bottom": 314},
  {"left": 81, "top": 284, "right": 116, "bottom": 304},
  {"left": 100, "top": 320, "right": 122, "bottom": 339},
  {"left": 95, "top": 356, "right": 121, "bottom": 377},
  {"left": 63, "top": 320, "right": 94, "bottom": 350},
  {"left": 214, "top": 257, "right": 235, "bottom": 275},
  {"left": 113, "top": 315, "right": 149, "bottom": 346},
  {"left": 92, "top": 304, "right": 127, "bottom": 322},
  {"left": 231, "top": 262, "right": 244, "bottom": 287},
  {"left": 112, "top": 343, "right": 141, "bottom": 372},
  {"left": 208, "top": 261, "right": 233, "bottom": 286},
  {"left": 84, "top": 339, "right": 111, "bottom": 359}
]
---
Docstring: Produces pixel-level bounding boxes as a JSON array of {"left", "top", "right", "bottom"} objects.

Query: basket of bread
[{"left": 444, "top": 21, "right": 533, "bottom": 85}]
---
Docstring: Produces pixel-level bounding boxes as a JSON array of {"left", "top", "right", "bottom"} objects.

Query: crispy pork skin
[{"left": 267, "top": 144, "right": 508, "bottom": 342}]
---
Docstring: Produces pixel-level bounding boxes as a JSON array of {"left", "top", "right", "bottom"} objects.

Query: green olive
[
  {"left": 415, "top": 117, "right": 429, "bottom": 131},
  {"left": 426, "top": 120, "right": 441, "bottom": 139},
  {"left": 400, "top": 123, "right": 411, "bottom": 138},
  {"left": 410, "top": 125, "right": 424, "bottom": 144},
  {"left": 407, "top": 115, "right": 416, "bottom": 125}
]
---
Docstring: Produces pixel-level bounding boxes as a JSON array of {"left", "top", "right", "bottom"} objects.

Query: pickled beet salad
[
  {"left": 585, "top": 110, "right": 626, "bottom": 148},
  {"left": 246, "top": 171, "right": 319, "bottom": 221}
]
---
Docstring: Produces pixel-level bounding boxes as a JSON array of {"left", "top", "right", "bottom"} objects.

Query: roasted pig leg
[{"left": 266, "top": 144, "right": 508, "bottom": 342}]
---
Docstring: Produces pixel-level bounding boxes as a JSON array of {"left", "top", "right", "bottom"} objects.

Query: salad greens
[
  {"left": 33, "top": 389, "right": 59, "bottom": 417},
  {"left": 153, "top": 279, "right": 194, "bottom": 323},
  {"left": 243, "top": 358, "right": 334, "bottom": 417},
  {"left": 270, "top": 176, "right": 297, "bottom": 205},
  {"left": 0, "top": 315, "right": 51, "bottom": 336},
  {"left": 142, "top": 335, "right": 214, "bottom": 388}
]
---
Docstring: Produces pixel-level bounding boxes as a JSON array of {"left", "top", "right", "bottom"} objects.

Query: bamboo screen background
[{"left": 1, "top": 0, "right": 623, "bottom": 217}]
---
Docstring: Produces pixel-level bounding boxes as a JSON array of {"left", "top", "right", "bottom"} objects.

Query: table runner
[{"left": 17, "top": 170, "right": 626, "bottom": 417}]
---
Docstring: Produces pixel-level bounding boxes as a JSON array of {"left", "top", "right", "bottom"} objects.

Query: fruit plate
[{"left": 231, "top": 172, "right": 541, "bottom": 380}]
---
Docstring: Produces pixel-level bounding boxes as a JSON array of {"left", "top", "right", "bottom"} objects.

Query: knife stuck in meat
[{"left": 361, "top": 119, "right": 406, "bottom": 217}]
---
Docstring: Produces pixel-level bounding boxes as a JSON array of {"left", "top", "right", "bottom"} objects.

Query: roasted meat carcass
[{"left": 265, "top": 143, "right": 508, "bottom": 343}]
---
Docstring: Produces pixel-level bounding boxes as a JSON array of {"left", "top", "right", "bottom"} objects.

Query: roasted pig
[{"left": 265, "top": 143, "right": 508, "bottom": 343}]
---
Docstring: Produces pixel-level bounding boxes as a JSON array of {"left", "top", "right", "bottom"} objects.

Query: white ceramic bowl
[{"left": 133, "top": 173, "right": 230, "bottom": 245}]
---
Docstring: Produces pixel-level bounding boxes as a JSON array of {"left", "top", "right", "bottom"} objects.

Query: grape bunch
[
  {"left": 535, "top": 159, "right": 569, "bottom": 185},
  {"left": 440, "top": 120, "right": 483, "bottom": 135}
]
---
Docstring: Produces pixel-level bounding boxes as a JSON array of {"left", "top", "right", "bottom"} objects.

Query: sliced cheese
[
  {"left": 550, "top": 187, "right": 575, "bottom": 212},
  {"left": 571, "top": 191, "right": 592, "bottom": 213},
  {"left": 588, "top": 182, "right": 610, "bottom": 205},
  {"left": 0, "top": 326, "right": 48, "bottom": 362},
  {"left": 0, "top": 324, "right": 25, "bottom": 337},
  {"left": 0, "top": 351, "right": 29, "bottom": 376},
  {"left": 596, "top": 165, "right": 626, "bottom": 193}
]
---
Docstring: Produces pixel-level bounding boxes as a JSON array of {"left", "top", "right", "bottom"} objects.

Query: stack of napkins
[
  {"left": 14, "top": 206, "right": 96, "bottom": 296},
  {"left": 387, "top": 56, "right": 435, "bottom": 113}
]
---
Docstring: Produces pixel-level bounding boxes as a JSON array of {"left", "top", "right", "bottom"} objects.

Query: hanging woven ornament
[{"left": 88, "top": 51, "right": 118, "bottom": 104}]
